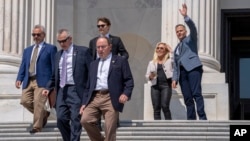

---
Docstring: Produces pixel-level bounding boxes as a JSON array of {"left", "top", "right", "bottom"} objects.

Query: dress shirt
[
  {"left": 95, "top": 53, "right": 112, "bottom": 90},
  {"left": 59, "top": 44, "right": 75, "bottom": 85}
]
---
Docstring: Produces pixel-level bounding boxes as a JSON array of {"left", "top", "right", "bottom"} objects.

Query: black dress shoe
[
  {"left": 97, "top": 118, "right": 102, "bottom": 131},
  {"left": 43, "top": 112, "right": 50, "bottom": 127},
  {"left": 29, "top": 128, "right": 41, "bottom": 134},
  {"left": 117, "top": 121, "right": 120, "bottom": 128},
  {"left": 97, "top": 123, "right": 103, "bottom": 131}
]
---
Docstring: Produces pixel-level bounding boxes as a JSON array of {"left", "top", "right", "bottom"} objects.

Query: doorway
[{"left": 221, "top": 9, "right": 250, "bottom": 120}]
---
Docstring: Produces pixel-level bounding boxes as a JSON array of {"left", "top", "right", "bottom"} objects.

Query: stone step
[
  {"left": 0, "top": 120, "right": 247, "bottom": 141},
  {"left": 0, "top": 136, "right": 229, "bottom": 141}
]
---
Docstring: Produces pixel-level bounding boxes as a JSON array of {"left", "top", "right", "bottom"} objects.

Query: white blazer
[{"left": 145, "top": 58, "right": 173, "bottom": 86}]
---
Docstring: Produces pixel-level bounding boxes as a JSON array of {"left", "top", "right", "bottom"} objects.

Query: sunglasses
[
  {"left": 156, "top": 47, "right": 165, "bottom": 50},
  {"left": 97, "top": 24, "right": 106, "bottom": 28},
  {"left": 57, "top": 37, "right": 70, "bottom": 44},
  {"left": 32, "top": 33, "right": 42, "bottom": 37}
]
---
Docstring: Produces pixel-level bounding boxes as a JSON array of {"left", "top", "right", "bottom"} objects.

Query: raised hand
[{"left": 179, "top": 3, "right": 187, "bottom": 17}]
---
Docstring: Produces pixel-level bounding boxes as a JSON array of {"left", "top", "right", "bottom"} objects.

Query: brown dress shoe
[
  {"left": 29, "top": 128, "right": 41, "bottom": 134},
  {"left": 43, "top": 111, "right": 50, "bottom": 127}
]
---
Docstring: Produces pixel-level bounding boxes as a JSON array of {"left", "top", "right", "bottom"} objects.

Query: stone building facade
[{"left": 1, "top": 0, "right": 250, "bottom": 121}]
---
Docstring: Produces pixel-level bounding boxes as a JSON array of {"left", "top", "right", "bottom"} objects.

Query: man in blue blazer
[
  {"left": 15, "top": 25, "right": 57, "bottom": 133},
  {"left": 80, "top": 36, "right": 134, "bottom": 141},
  {"left": 42, "top": 29, "right": 92, "bottom": 141},
  {"left": 171, "top": 4, "right": 207, "bottom": 120}
]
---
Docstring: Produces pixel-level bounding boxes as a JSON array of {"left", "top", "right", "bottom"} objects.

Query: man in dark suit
[
  {"left": 15, "top": 25, "right": 57, "bottom": 133},
  {"left": 89, "top": 16, "right": 128, "bottom": 130},
  {"left": 171, "top": 4, "right": 207, "bottom": 120},
  {"left": 89, "top": 17, "right": 129, "bottom": 60},
  {"left": 80, "top": 36, "right": 134, "bottom": 141},
  {"left": 42, "top": 29, "right": 92, "bottom": 141}
]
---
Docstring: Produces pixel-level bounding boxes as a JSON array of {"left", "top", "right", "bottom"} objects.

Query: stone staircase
[{"left": 1, "top": 120, "right": 249, "bottom": 141}]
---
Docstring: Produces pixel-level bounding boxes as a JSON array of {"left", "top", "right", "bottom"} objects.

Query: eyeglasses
[
  {"left": 57, "top": 37, "right": 70, "bottom": 44},
  {"left": 32, "top": 33, "right": 42, "bottom": 37},
  {"left": 156, "top": 47, "right": 165, "bottom": 50},
  {"left": 97, "top": 24, "right": 106, "bottom": 28}
]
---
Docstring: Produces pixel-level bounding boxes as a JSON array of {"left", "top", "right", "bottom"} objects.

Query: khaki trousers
[
  {"left": 20, "top": 78, "right": 47, "bottom": 129},
  {"left": 81, "top": 92, "right": 118, "bottom": 141}
]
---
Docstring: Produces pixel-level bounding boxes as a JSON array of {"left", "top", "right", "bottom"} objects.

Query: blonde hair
[{"left": 152, "top": 42, "right": 171, "bottom": 63}]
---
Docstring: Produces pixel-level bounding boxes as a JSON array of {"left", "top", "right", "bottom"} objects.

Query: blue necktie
[{"left": 176, "top": 42, "right": 182, "bottom": 55}]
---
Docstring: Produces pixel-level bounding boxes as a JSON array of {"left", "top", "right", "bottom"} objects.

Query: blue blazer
[
  {"left": 16, "top": 42, "right": 57, "bottom": 89},
  {"left": 46, "top": 45, "right": 92, "bottom": 101},
  {"left": 82, "top": 55, "right": 134, "bottom": 112},
  {"left": 172, "top": 16, "right": 202, "bottom": 82}
]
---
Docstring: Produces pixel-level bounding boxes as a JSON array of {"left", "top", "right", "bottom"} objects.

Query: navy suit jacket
[
  {"left": 172, "top": 16, "right": 202, "bottom": 82},
  {"left": 16, "top": 42, "right": 57, "bottom": 89},
  {"left": 46, "top": 45, "right": 92, "bottom": 101},
  {"left": 89, "top": 34, "right": 129, "bottom": 60},
  {"left": 82, "top": 55, "right": 134, "bottom": 112}
]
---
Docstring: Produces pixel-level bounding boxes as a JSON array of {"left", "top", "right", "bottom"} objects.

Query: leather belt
[
  {"left": 64, "top": 84, "right": 75, "bottom": 87},
  {"left": 60, "top": 84, "right": 75, "bottom": 88},
  {"left": 94, "top": 89, "right": 109, "bottom": 94},
  {"left": 29, "top": 75, "right": 36, "bottom": 79}
]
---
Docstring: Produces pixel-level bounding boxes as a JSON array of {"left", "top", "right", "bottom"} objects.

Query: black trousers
[{"left": 151, "top": 84, "right": 172, "bottom": 120}]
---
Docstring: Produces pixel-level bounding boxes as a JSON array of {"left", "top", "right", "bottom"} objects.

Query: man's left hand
[{"left": 119, "top": 94, "right": 128, "bottom": 104}]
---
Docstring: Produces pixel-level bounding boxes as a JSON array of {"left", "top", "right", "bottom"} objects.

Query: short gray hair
[
  {"left": 33, "top": 25, "right": 46, "bottom": 34},
  {"left": 57, "top": 28, "right": 71, "bottom": 37}
]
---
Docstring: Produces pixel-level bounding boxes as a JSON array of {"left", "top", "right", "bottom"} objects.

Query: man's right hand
[
  {"left": 179, "top": 3, "right": 187, "bottom": 17},
  {"left": 79, "top": 105, "right": 86, "bottom": 115},
  {"left": 15, "top": 81, "right": 21, "bottom": 89},
  {"left": 42, "top": 90, "right": 49, "bottom": 96},
  {"left": 172, "top": 81, "right": 177, "bottom": 88}
]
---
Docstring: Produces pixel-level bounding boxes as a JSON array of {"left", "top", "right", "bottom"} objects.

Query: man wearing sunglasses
[
  {"left": 89, "top": 17, "right": 129, "bottom": 60},
  {"left": 42, "top": 29, "right": 92, "bottom": 141},
  {"left": 15, "top": 25, "right": 57, "bottom": 133}
]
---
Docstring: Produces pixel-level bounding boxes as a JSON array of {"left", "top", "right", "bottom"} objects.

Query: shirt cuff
[{"left": 184, "top": 16, "right": 190, "bottom": 21}]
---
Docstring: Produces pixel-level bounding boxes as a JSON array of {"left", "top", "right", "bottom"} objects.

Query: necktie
[
  {"left": 60, "top": 51, "right": 67, "bottom": 88},
  {"left": 29, "top": 45, "right": 39, "bottom": 75},
  {"left": 176, "top": 42, "right": 182, "bottom": 55},
  {"left": 99, "top": 59, "right": 104, "bottom": 75}
]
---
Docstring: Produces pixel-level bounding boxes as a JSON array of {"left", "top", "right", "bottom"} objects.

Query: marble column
[
  {"left": 162, "top": 0, "right": 220, "bottom": 72},
  {"left": 0, "top": 0, "right": 55, "bottom": 74}
]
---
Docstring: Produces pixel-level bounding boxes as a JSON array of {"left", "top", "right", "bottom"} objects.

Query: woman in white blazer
[{"left": 145, "top": 42, "right": 173, "bottom": 120}]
